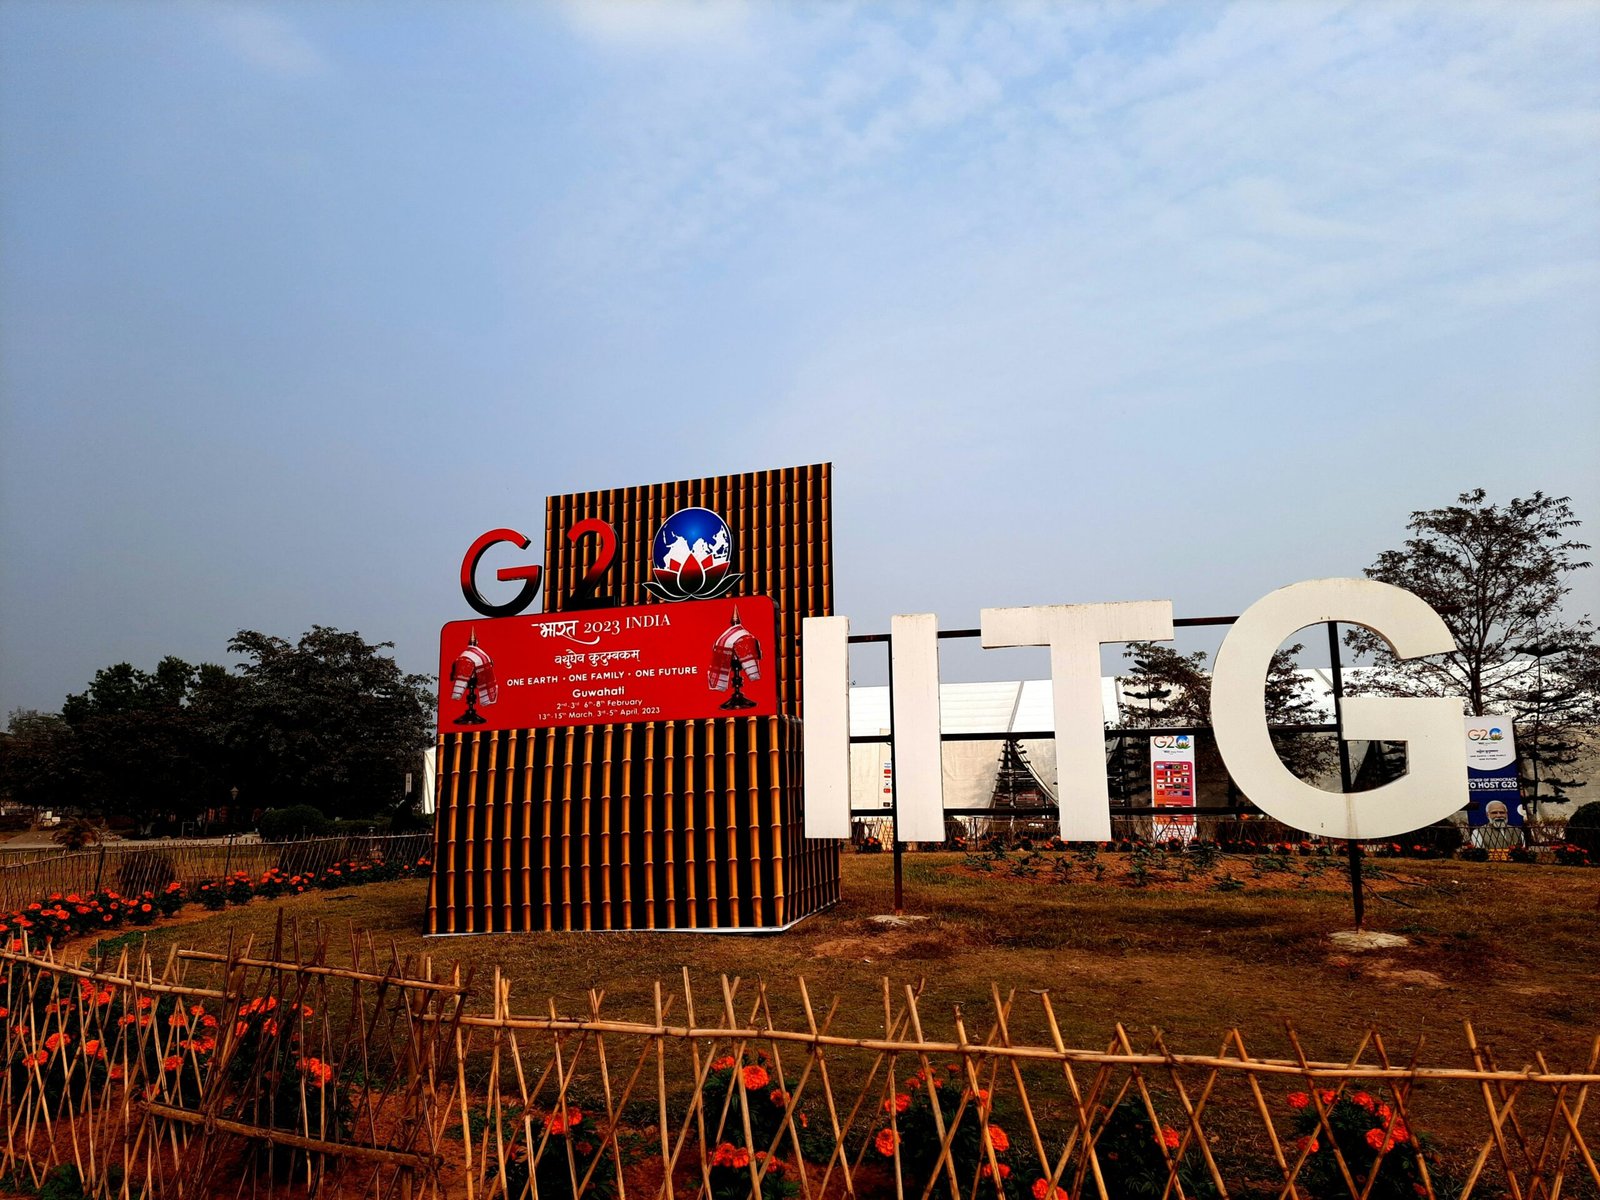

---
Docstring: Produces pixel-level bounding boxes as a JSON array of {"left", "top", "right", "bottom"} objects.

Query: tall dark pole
[
  {"left": 1327, "top": 621, "right": 1362, "bottom": 928},
  {"left": 887, "top": 641, "right": 903, "bottom": 914}
]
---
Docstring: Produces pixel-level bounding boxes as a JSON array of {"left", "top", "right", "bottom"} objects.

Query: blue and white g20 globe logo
[{"left": 646, "top": 507, "right": 743, "bottom": 602}]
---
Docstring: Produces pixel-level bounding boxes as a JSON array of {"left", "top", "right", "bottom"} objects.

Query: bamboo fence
[
  {"left": 4, "top": 926, "right": 1596, "bottom": 1199},
  {"left": 0, "top": 833, "right": 433, "bottom": 911},
  {"left": 2, "top": 915, "right": 469, "bottom": 1199}
]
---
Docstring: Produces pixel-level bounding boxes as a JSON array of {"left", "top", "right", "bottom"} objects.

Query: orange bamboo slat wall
[{"left": 430, "top": 463, "right": 840, "bottom": 933}]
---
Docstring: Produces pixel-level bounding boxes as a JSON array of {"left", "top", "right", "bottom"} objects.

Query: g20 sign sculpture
[
  {"left": 800, "top": 578, "right": 1467, "bottom": 845},
  {"left": 429, "top": 464, "right": 840, "bottom": 936}
]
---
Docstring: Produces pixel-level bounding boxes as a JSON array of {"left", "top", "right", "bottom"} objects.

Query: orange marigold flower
[
  {"left": 109, "top": 1065, "right": 125, "bottom": 1081},
  {"left": 44, "top": 1032, "right": 70, "bottom": 1052},
  {"left": 137, "top": 997, "right": 153, "bottom": 1011},
  {"left": 1352, "top": 1091, "right": 1375, "bottom": 1111},
  {"left": 84, "top": 1039, "right": 103, "bottom": 1057},
  {"left": 168, "top": 1011, "right": 187, "bottom": 1027},
  {"left": 980, "top": 1163, "right": 1011, "bottom": 1180},
  {"left": 299, "top": 1057, "right": 335, "bottom": 1086},
  {"left": 1378, "top": 1102, "right": 1394, "bottom": 1122},
  {"left": 1318, "top": 1089, "right": 1337, "bottom": 1105},
  {"left": 987, "top": 1124, "right": 1010, "bottom": 1153},
  {"left": 711, "top": 1055, "right": 736, "bottom": 1071},
  {"left": 1286, "top": 1092, "right": 1309, "bottom": 1110},
  {"left": 741, "top": 1064, "right": 770, "bottom": 1091},
  {"left": 1161, "top": 1127, "right": 1181, "bottom": 1150},
  {"left": 769, "top": 1088, "right": 788, "bottom": 1107},
  {"left": 882, "top": 1093, "right": 911, "bottom": 1114},
  {"left": 1032, "top": 1180, "right": 1067, "bottom": 1200},
  {"left": 544, "top": 1108, "right": 583, "bottom": 1135},
  {"left": 1391, "top": 1125, "right": 1410, "bottom": 1145},
  {"left": 874, "top": 1128, "right": 898, "bottom": 1157},
  {"left": 163, "top": 1055, "right": 181, "bottom": 1072},
  {"left": 1297, "top": 1135, "right": 1319, "bottom": 1155},
  {"left": 730, "top": 1147, "right": 751, "bottom": 1169}
]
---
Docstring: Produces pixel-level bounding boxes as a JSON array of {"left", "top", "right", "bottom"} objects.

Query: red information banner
[
  {"left": 1150, "top": 733, "right": 1196, "bottom": 842},
  {"left": 438, "top": 597, "right": 778, "bottom": 731}
]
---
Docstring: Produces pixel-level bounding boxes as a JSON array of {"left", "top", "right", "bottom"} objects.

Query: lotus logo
[{"left": 645, "top": 507, "right": 743, "bottom": 602}]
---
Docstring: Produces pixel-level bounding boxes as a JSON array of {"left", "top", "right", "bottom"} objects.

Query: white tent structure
[
  {"left": 847, "top": 679, "right": 1120, "bottom": 816},
  {"left": 846, "top": 670, "right": 1347, "bottom": 818}
]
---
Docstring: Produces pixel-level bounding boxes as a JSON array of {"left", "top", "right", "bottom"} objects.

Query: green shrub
[
  {"left": 1283, "top": 1089, "right": 1434, "bottom": 1200},
  {"left": 1566, "top": 802, "right": 1600, "bottom": 857},
  {"left": 155, "top": 881, "right": 186, "bottom": 915},
  {"left": 257, "top": 806, "right": 330, "bottom": 841},
  {"left": 868, "top": 1062, "right": 1015, "bottom": 1199}
]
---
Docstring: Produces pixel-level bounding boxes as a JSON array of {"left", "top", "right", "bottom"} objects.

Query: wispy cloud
[
  {"left": 208, "top": 7, "right": 328, "bottom": 78},
  {"left": 555, "top": 0, "right": 753, "bottom": 50}
]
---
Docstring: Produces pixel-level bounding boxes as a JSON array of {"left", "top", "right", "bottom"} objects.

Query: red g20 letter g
[{"left": 460, "top": 529, "right": 543, "bottom": 617}]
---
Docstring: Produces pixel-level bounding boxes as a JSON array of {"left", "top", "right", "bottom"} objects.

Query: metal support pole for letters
[
  {"left": 887, "top": 639, "right": 903, "bottom": 914},
  {"left": 1327, "top": 620, "right": 1362, "bottom": 929}
]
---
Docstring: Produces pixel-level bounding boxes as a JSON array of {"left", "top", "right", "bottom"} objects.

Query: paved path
[{"left": 0, "top": 831, "right": 260, "bottom": 851}]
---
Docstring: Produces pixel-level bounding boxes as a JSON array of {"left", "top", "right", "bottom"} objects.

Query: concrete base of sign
[
  {"left": 869, "top": 914, "right": 931, "bottom": 929},
  {"left": 1328, "top": 930, "right": 1411, "bottom": 951}
]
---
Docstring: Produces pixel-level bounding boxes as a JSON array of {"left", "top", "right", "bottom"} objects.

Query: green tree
[
  {"left": 59, "top": 657, "right": 226, "bottom": 825},
  {"left": 0, "top": 709, "right": 83, "bottom": 809},
  {"left": 1350, "top": 489, "right": 1596, "bottom": 810},
  {"left": 220, "top": 627, "right": 434, "bottom": 817}
]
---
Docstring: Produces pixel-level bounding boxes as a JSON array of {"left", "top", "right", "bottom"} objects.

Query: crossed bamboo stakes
[
  {"left": 450, "top": 972, "right": 1599, "bottom": 1200},
  {"left": 4, "top": 925, "right": 1597, "bottom": 1199}
]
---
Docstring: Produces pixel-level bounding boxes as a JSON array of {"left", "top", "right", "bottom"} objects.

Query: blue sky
[{"left": 2, "top": 0, "right": 1598, "bottom": 714}]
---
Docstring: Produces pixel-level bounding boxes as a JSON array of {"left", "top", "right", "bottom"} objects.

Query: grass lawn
[{"left": 106, "top": 847, "right": 1599, "bottom": 1070}]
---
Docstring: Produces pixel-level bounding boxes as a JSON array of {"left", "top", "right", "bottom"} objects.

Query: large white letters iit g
[
  {"left": 981, "top": 602, "right": 1175, "bottom": 842},
  {"left": 1211, "top": 578, "right": 1465, "bottom": 840},
  {"left": 804, "top": 580, "right": 1465, "bottom": 844}
]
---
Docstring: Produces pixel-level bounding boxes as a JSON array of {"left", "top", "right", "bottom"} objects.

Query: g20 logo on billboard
[
  {"left": 458, "top": 507, "right": 743, "bottom": 615},
  {"left": 1466, "top": 727, "right": 1504, "bottom": 742},
  {"left": 1151, "top": 734, "right": 1192, "bottom": 751}
]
